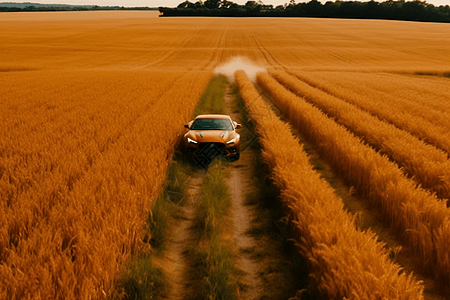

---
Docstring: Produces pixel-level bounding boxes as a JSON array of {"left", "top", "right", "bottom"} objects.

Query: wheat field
[
  {"left": 236, "top": 70, "right": 424, "bottom": 299},
  {"left": 1, "top": 11, "right": 450, "bottom": 299}
]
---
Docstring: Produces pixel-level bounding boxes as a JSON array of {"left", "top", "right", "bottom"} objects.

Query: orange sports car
[{"left": 183, "top": 114, "right": 241, "bottom": 161}]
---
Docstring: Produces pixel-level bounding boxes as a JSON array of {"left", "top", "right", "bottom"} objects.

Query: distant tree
[
  {"left": 204, "top": 0, "right": 220, "bottom": 9},
  {"left": 245, "top": 0, "right": 262, "bottom": 14},
  {"left": 303, "top": 0, "right": 323, "bottom": 16},
  {"left": 402, "top": 0, "right": 427, "bottom": 20},
  {"left": 338, "top": 1, "right": 362, "bottom": 18},
  {"left": 178, "top": 1, "right": 194, "bottom": 8},
  {"left": 220, "top": 0, "right": 234, "bottom": 9},
  {"left": 365, "top": 0, "right": 380, "bottom": 18},
  {"left": 261, "top": 3, "right": 274, "bottom": 11},
  {"left": 193, "top": 1, "right": 204, "bottom": 8},
  {"left": 159, "top": 0, "right": 450, "bottom": 22},
  {"left": 323, "top": 1, "right": 340, "bottom": 16}
]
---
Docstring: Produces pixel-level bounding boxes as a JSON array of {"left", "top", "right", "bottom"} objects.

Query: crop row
[
  {"left": 270, "top": 71, "right": 450, "bottom": 201},
  {"left": 0, "top": 70, "right": 212, "bottom": 299},
  {"left": 257, "top": 71, "right": 450, "bottom": 289},
  {"left": 289, "top": 71, "right": 450, "bottom": 155},
  {"left": 0, "top": 70, "right": 182, "bottom": 217},
  {"left": 235, "top": 70, "right": 423, "bottom": 299},
  {"left": 308, "top": 71, "right": 450, "bottom": 114}
]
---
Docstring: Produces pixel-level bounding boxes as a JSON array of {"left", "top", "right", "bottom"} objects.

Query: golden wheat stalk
[
  {"left": 270, "top": 70, "right": 450, "bottom": 200},
  {"left": 0, "top": 71, "right": 212, "bottom": 299},
  {"left": 257, "top": 71, "right": 450, "bottom": 289},
  {"left": 289, "top": 70, "right": 450, "bottom": 155},
  {"left": 236, "top": 69, "right": 424, "bottom": 299}
]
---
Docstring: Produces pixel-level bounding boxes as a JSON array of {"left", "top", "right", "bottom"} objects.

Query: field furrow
[
  {"left": 236, "top": 70, "right": 424, "bottom": 299},
  {"left": 256, "top": 71, "right": 450, "bottom": 289},
  {"left": 269, "top": 70, "right": 450, "bottom": 201},
  {"left": 311, "top": 71, "right": 450, "bottom": 113},
  {"left": 288, "top": 70, "right": 450, "bottom": 155},
  {"left": 315, "top": 71, "right": 450, "bottom": 127}
]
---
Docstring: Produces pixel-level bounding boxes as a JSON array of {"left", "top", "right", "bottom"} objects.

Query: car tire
[{"left": 227, "top": 153, "right": 240, "bottom": 161}]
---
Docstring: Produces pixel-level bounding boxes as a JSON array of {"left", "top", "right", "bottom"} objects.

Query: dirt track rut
[
  {"left": 155, "top": 173, "right": 203, "bottom": 300},
  {"left": 224, "top": 85, "right": 263, "bottom": 299}
]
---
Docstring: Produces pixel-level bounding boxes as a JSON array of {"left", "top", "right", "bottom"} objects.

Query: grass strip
[
  {"left": 194, "top": 162, "right": 231, "bottom": 237},
  {"left": 148, "top": 159, "right": 187, "bottom": 252},
  {"left": 186, "top": 162, "right": 243, "bottom": 300},
  {"left": 186, "top": 75, "right": 243, "bottom": 299},
  {"left": 192, "top": 75, "right": 228, "bottom": 116},
  {"left": 112, "top": 254, "right": 167, "bottom": 300}
]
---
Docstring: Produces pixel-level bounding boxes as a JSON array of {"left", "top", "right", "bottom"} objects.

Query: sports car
[{"left": 183, "top": 114, "right": 241, "bottom": 161}]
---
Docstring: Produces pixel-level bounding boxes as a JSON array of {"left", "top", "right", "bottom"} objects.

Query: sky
[{"left": 18, "top": 0, "right": 450, "bottom": 7}]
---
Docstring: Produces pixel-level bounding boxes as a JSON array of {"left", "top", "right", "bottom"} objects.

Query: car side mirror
[
  {"left": 236, "top": 124, "right": 242, "bottom": 129},
  {"left": 184, "top": 124, "right": 189, "bottom": 129}
]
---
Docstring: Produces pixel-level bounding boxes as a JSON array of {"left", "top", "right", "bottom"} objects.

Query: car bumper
[{"left": 185, "top": 141, "right": 240, "bottom": 158}]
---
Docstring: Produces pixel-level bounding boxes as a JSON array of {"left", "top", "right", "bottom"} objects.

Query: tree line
[
  {"left": 0, "top": 5, "right": 157, "bottom": 12},
  {"left": 159, "top": 0, "right": 450, "bottom": 22}
]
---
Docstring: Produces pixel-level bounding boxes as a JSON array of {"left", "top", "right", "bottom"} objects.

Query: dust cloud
[{"left": 214, "top": 56, "right": 266, "bottom": 83}]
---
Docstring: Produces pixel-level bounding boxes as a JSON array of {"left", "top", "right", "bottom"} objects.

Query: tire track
[
  {"left": 156, "top": 172, "right": 204, "bottom": 300},
  {"left": 224, "top": 84, "right": 306, "bottom": 299},
  {"left": 224, "top": 86, "right": 262, "bottom": 299}
]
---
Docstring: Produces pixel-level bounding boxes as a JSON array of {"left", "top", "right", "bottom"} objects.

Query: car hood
[{"left": 186, "top": 130, "right": 238, "bottom": 143}]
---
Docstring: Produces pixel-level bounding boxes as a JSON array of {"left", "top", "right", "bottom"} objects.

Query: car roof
[{"left": 194, "top": 114, "right": 232, "bottom": 120}]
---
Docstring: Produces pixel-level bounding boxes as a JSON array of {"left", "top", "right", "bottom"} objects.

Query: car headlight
[
  {"left": 226, "top": 137, "right": 237, "bottom": 145},
  {"left": 187, "top": 137, "right": 198, "bottom": 144}
]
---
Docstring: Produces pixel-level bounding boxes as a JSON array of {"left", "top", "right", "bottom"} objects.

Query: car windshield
[{"left": 191, "top": 118, "right": 233, "bottom": 130}]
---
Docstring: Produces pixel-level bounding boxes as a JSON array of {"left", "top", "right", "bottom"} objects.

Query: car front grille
[
  {"left": 198, "top": 142, "right": 225, "bottom": 150},
  {"left": 197, "top": 142, "right": 226, "bottom": 158}
]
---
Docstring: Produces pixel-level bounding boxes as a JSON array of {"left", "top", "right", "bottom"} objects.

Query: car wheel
[{"left": 227, "top": 153, "right": 240, "bottom": 161}]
